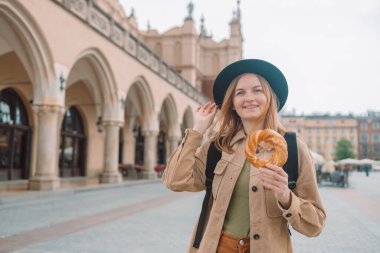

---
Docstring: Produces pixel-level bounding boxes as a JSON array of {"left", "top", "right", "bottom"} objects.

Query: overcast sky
[{"left": 119, "top": 0, "right": 380, "bottom": 115}]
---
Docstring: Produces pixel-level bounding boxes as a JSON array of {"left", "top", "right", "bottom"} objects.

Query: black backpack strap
[
  {"left": 284, "top": 132, "right": 299, "bottom": 190},
  {"left": 193, "top": 140, "right": 221, "bottom": 249}
]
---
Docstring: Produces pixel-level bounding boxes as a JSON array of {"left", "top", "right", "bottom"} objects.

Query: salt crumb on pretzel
[{"left": 245, "top": 129, "right": 288, "bottom": 167}]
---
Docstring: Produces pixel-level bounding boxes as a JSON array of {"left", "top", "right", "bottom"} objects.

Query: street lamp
[
  {"left": 96, "top": 116, "right": 103, "bottom": 133},
  {"left": 59, "top": 73, "right": 66, "bottom": 91}
]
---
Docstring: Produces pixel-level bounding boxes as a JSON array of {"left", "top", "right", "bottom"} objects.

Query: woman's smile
[{"left": 242, "top": 104, "right": 259, "bottom": 110}]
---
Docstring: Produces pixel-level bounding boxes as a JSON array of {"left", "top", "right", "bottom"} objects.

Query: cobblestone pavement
[{"left": 0, "top": 172, "right": 379, "bottom": 253}]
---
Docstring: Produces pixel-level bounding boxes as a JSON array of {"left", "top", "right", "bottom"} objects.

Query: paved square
[{"left": 0, "top": 172, "right": 379, "bottom": 253}]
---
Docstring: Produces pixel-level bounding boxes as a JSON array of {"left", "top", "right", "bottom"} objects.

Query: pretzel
[{"left": 245, "top": 129, "right": 288, "bottom": 167}]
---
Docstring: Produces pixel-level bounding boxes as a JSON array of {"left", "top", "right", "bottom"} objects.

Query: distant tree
[{"left": 335, "top": 138, "right": 355, "bottom": 160}]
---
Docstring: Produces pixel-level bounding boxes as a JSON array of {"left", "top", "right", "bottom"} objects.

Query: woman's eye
[{"left": 254, "top": 89, "right": 262, "bottom": 93}]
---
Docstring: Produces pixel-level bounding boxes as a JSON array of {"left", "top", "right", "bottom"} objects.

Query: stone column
[
  {"left": 122, "top": 128, "right": 135, "bottom": 164},
  {"left": 167, "top": 122, "right": 182, "bottom": 160},
  {"left": 122, "top": 116, "right": 136, "bottom": 164},
  {"left": 142, "top": 130, "right": 158, "bottom": 179},
  {"left": 168, "top": 135, "right": 181, "bottom": 158},
  {"left": 100, "top": 121, "right": 123, "bottom": 184},
  {"left": 28, "top": 105, "right": 63, "bottom": 190}
]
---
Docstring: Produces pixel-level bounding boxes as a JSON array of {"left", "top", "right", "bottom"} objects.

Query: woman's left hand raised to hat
[{"left": 193, "top": 102, "right": 217, "bottom": 135}]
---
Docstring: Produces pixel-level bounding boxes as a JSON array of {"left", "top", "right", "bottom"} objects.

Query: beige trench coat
[{"left": 162, "top": 129, "right": 326, "bottom": 253}]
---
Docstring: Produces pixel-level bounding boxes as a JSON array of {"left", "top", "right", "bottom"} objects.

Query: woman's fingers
[
  {"left": 206, "top": 103, "right": 217, "bottom": 114},
  {"left": 197, "top": 102, "right": 216, "bottom": 114},
  {"left": 259, "top": 166, "right": 288, "bottom": 198},
  {"left": 260, "top": 179, "right": 282, "bottom": 192},
  {"left": 259, "top": 176, "right": 287, "bottom": 192},
  {"left": 193, "top": 102, "right": 218, "bottom": 134},
  {"left": 203, "top": 102, "right": 212, "bottom": 112},
  {"left": 266, "top": 163, "right": 288, "bottom": 177},
  {"left": 259, "top": 173, "right": 286, "bottom": 189},
  {"left": 260, "top": 167, "right": 288, "bottom": 184},
  {"left": 211, "top": 103, "right": 217, "bottom": 112}
]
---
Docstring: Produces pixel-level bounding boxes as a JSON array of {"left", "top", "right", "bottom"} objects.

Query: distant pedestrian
[
  {"left": 163, "top": 59, "right": 326, "bottom": 253},
  {"left": 364, "top": 165, "right": 370, "bottom": 177}
]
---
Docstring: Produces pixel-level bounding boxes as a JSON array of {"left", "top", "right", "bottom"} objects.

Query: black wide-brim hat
[{"left": 213, "top": 59, "right": 288, "bottom": 111}]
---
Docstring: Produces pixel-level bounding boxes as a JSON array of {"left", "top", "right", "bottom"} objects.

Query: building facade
[
  {"left": 140, "top": 1, "right": 243, "bottom": 98},
  {"left": 0, "top": 0, "right": 242, "bottom": 190},
  {"left": 357, "top": 111, "right": 380, "bottom": 160},
  {"left": 280, "top": 111, "right": 380, "bottom": 161}
]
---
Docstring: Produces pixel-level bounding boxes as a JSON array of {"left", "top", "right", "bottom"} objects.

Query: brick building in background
[{"left": 357, "top": 111, "right": 380, "bottom": 160}]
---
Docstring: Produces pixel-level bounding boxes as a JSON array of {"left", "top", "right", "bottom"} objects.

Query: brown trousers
[{"left": 216, "top": 232, "right": 250, "bottom": 253}]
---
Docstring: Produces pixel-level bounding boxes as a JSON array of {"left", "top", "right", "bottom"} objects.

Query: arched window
[
  {"left": 0, "top": 88, "right": 31, "bottom": 181},
  {"left": 59, "top": 107, "right": 86, "bottom": 177}
]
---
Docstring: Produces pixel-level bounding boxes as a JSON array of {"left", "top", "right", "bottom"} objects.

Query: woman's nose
[{"left": 244, "top": 91, "right": 255, "bottom": 101}]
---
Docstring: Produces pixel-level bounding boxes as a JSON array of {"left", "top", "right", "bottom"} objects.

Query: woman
[{"left": 162, "top": 59, "right": 326, "bottom": 253}]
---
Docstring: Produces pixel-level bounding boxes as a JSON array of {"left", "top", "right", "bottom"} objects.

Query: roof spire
[
  {"left": 199, "top": 14, "right": 207, "bottom": 37},
  {"left": 185, "top": 1, "right": 194, "bottom": 21},
  {"left": 129, "top": 7, "right": 135, "bottom": 18}
]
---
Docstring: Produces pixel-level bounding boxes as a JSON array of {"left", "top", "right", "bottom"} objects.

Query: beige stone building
[
  {"left": 0, "top": 0, "right": 243, "bottom": 190},
  {"left": 141, "top": 2, "right": 243, "bottom": 98},
  {"left": 281, "top": 114, "right": 358, "bottom": 160}
]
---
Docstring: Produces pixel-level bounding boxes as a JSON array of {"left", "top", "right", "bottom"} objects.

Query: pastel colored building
[
  {"left": 0, "top": 0, "right": 243, "bottom": 190},
  {"left": 281, "top": 114, "right": 358, "bottom": 160}
]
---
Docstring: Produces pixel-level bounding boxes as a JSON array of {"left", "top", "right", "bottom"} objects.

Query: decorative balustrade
[{"left": 53, "top": 0, "right": 208, "bottom": 105}]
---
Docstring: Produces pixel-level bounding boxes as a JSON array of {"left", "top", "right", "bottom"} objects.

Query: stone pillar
[
  {"left": 168, "top": 135, "right": 181, "bottom": 158},
  {"left": 122, "top": 128, "right": 135, "bottom": 164},
  {"left": 167, "top": 122, "right": 182, "bottom": 160},
  {"left": 142, "top": 130, "right": 158, "bottom": 179},
  {"left": 28, "top": 105, "right": 63, "bottom": 190},
  {"left": 100, "top": 121, "right": 123, "bottom": 184},
  {"left": 122, "top": 116, "right": 136, "bottom": 164}
]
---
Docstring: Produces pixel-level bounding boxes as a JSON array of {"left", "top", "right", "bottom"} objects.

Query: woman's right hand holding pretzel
[{"left": 192, "top": 102, "right": 218, "bottom": 135}]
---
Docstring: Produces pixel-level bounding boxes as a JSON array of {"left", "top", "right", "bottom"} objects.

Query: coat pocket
[
  {"left": 264, "top": 188, "right": 283, "bottom": 218},
  {"left": 212, "top": 160, "right": 228, "bottom": 200}
]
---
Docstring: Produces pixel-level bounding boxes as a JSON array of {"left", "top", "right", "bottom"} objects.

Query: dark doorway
[
  {"left": 0, "top": 88, "right": 31, "bottom": 181},
  {"left": 59, "top": 107, "right": 86, "bottom": 177},
  {"left": 157, "top": 130, "right": 166, "bottom": 164},
  {"left": 134, "top": 127, "right": 144, "bottom": 165}
]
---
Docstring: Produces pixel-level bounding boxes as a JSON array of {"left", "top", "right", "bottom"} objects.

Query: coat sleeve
[
  {"left": 278, "top": 137, "right": 326, "bottom": 237},
  {"left": 162, "top": 128, "right": 213, "bottom": 192}
]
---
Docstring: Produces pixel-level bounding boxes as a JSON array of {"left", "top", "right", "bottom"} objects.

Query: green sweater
[{"left": 222, "top": 159, "right": 250, "bottom": 238}]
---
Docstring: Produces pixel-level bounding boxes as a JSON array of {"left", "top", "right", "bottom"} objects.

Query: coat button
[
  {"left": 239, "top": 239, "right": 245, "bottom": 246},
  {"left": 286, "top": 213, "right": 292, "bottom": 218},
  {"left": 251, "top": 186, "right": 258, "bottom": 192},
  {"left": 253, "top": 234, "right": 260, "bottom": 240}
]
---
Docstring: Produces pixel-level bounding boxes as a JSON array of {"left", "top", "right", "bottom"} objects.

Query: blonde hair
[{"left": 214, "top": 74, "right": 285, "bottom": 153}]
